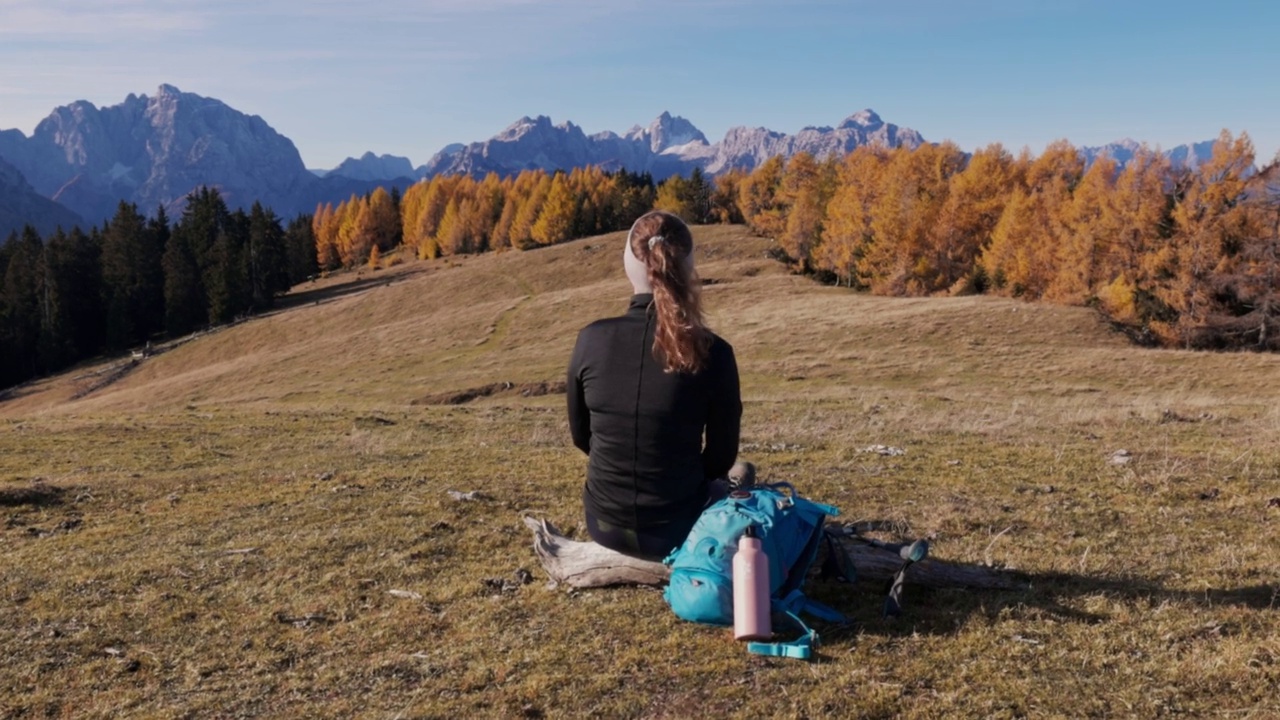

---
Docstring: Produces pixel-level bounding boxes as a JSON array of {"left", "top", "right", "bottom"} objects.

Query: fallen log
[{"left": 524, "top": 516, "right": 1027, "bottom": 591}]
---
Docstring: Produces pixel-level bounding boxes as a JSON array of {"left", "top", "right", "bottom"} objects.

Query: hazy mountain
[
  {"left": 0, "top": 157, "right": 84, "bottom": 239},
  {"left": 0, "top": 85, "right": 317, "bottom": 224},
  {"left": 1079, "top": 138, "right": 1217, "bottom": 169},
  {"left": 328, "top": 152, "right": 417, "bottom": 182},
  {"left": 0, "top": 85, "right": 408, "bottom": 226},
  {"left": 418, "top": 108, "right": 925, "bottom": 180}
]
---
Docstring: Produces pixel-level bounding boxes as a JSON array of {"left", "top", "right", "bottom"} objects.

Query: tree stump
[{"left": 524, "top": 516, "right": 1027, "bottom": 590}]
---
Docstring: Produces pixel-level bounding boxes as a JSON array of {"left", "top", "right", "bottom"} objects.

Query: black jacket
[{"left": 567, "top": 294, "right": 741, "bottom": 530}]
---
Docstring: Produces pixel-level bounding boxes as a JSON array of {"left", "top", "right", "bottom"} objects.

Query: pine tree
[
  {"left": 44, "top": 226, "right": 104, "bottom": 365},
  {"left": 204, "top": 209, "right": 251, "bottom": 324},
  {"left": 143, "top": 207, "right": 170, "bottom": 334},
  {"left": 0, "top": 227, "right": 44, "bottom": 383},
  {"left": 248, "top": 202, "right": 287, "bottom": 309},
  {"left": 101, "top": 201, "right": 156, "bottom": 349},
  {"left": 165, "top": 188, "right": 229, "bottom": 335},
  {"left": 284, "top": 214, "right": 319, "bottom": 285}
]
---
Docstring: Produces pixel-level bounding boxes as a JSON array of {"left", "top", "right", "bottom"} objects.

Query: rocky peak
[
  {"left": 329, "top": 152, "right": 416, "bottom": 182},
  {"left": 497, "top": 115, "right": 556, "bottom": 142},
  {"left": 629, "top": 111, "right": 709, "bottom": 153},
  {"left": 839, "top": 109, "right": 883, "bottom": 129},
  {"left": 3, "top": 84, "right": 312, "bottom": 224}
]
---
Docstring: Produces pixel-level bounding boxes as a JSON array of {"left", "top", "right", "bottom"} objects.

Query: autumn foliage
[
  {"left": 313, "top": 168, "right": 657, "bottom": 268},
  {"left": 308, "top": 135, "right": 1277, "bottom": 353},
  {"left": 734, "top": 132, "right": 1279, "bottom": 351}
]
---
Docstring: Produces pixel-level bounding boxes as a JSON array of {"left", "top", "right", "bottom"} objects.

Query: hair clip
[{"left": 648, "top": 235, "right": 665, "bottom": 250}]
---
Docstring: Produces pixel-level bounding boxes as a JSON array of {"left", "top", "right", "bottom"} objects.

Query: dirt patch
[{"left": 412, "top": 380, "right": 567, "bottom": 406}]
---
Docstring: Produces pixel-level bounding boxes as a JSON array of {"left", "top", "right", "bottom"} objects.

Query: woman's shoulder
[
  {"left": 574, "top": 313, "right": 641, "bottom": 349},
  {"left": 706, "top": 330, "right": 736, "bottom": 358}
]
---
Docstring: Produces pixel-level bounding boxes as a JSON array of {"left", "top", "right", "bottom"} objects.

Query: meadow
[{"left": 1, "top": 225, "right": 1277, "bottom": 718}]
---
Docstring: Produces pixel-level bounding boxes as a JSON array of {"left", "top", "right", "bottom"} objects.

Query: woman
[{"left": 566, "top": 210, "right": 745, "bottom": 560}]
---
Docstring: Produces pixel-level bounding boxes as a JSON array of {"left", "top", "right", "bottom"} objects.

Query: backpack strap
[
  {"left": 747, "top": 611, "right": 819, "bottom": 660},
  {"left": 745, "top": 591, "right": 847, "bottom": 661},
  {"left": 819, "top": 532, "right": 857, "bottom": 584},
  {"left": 763, "top": 483, "right": 840, "bottom": 519}
]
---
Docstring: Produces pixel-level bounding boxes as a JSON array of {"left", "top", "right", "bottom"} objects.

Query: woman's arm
[
  {"left": 702, "top": 340, "right": 742, "bottom": 479},
  {"left": 566, "top": 330, "right": 592, "bottom": 455}
]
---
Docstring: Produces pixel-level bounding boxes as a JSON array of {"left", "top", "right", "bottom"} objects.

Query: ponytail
[{"left": 628, "top": 212, "right": 711, "bottom": 373}]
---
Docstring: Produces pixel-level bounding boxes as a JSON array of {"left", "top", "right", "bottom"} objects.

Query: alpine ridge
[
  {"left": 411, "top": 108, "right": 926, "bottom": 181},
  {"left": 0, "top": 86, "right": 1226, "bottom": 230},
  {"left": 0, "top": 86, "right": 413, "bottom": 226}
]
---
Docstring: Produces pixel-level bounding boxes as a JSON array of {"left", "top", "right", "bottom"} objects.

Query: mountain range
[
  {"left": 0, "top": 85, "right": 416, "bottom": 231},
  {"left": 0, "top": 85, "right": 1222, "bottom": 236}
]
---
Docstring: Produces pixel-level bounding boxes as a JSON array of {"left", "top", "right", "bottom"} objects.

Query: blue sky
[{"left": 1, "top": 0, "right": 1276, "bottom": 169}]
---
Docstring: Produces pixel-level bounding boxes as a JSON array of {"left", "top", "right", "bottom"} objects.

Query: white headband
[{"left": 622, "top": 218, "right": 694, "bottom": 295}]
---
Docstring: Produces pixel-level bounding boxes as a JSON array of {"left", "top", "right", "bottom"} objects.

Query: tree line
[
  {"left": 311, "top": 166, "right": 752, "bottom": 269},
  {"left": 304, "top": 134, "right": 1279, "bottom": 352},
  {"left": 0, "top": 189, "right": 317, "bottom": 389},
  {"left": 4, "top": 132, "right": 1278, "bottom": 391}
]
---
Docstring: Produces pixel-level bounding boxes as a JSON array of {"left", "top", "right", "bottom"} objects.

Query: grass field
[{"left": 1, "top": 225, "right": 1277, "bottom": 719}]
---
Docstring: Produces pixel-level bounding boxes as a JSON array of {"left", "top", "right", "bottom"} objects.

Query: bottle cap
[{"left": 743, "top": 525, "right": 757, "bottom": 539}]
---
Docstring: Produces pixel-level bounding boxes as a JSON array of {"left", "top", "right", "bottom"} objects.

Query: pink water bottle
[{"left": 733, "top": 525, "right": 771, "bottom": 640}]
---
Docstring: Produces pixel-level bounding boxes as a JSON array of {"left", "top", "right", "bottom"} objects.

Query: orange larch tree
[
  {"left": 929, "top": 143, "right": 1019, "bottom": 294},
  {"left": 1151, "top": 130, "right": 1256, "bottom": 347},
  {"left": 817, "top": 146, "right": 888, "bottom": 287}
]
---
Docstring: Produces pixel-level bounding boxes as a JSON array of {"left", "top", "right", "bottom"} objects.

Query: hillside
[
  {"left": 1, "top": 225, "right": 1277, "bottom": 717},
  {"left": 2, "top": 224, "right": 1230, "bottom": 419}
]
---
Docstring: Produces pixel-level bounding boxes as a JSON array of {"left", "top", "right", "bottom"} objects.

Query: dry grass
[{"left": 1, "top": 225, "right": 1277, "bottom": 718}]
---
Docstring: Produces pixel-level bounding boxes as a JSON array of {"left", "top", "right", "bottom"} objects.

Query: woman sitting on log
[{"left": 566, "top": 211, "right": 747, "bottom": 560}]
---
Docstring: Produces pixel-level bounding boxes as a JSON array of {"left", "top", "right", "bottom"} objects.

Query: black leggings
[{"left": 585, "top": 479, "right": 729, "bottom": 561}]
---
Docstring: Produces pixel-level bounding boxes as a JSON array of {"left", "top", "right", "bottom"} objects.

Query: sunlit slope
[{"left": 3, "top": 224, "right": 1278, "bottom": 421}]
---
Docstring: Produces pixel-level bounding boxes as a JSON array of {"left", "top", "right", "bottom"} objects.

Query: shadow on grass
[
  {"left": 277, "top": 270, "right": 423, "bottom": 311},
  {"left": 814, "top": 571, "right": 1277, "bottom": 646},
  {"left": 0, "top": 483, "right": 66, "bottom": 507},
  {"left": 0, "top": 382, "right": 40, "bottom": 405}
]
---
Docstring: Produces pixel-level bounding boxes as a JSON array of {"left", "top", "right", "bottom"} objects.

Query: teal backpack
[{"left": 662, "top": 483, "right": 849, "bottom": 660}]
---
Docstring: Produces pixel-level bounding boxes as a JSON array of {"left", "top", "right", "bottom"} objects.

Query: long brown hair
[{"left": 629, "top": 211, "right": 711, "bottom": 373}]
